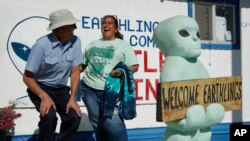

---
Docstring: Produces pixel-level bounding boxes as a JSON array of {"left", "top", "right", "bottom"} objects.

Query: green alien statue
[{"left": 153, "top": 15, "right": 225, "bottom": 141}]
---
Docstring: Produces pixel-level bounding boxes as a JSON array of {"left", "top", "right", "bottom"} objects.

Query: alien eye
[
  {"left": 197, "top": 32, "right": 200, "bottom": 38},
  {"left": 179, "top": 29, "right": 190, "bottom": 37}
]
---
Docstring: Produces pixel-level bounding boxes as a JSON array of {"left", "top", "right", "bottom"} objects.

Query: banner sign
[{"left": 156, "top": 76, "right": 242, "bottom": 122}]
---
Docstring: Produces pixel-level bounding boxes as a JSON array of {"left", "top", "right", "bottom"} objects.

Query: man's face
[{"left": 56, "top": 24, "right": 76, "bottom": 43}]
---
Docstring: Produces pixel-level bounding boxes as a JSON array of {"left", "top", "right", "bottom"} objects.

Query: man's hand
[
  {"left": 40, "top": 94, "right": 56, "bottom": 117},
  {"left": 66, "top": 98, "right": 81, "bottom": 117}
]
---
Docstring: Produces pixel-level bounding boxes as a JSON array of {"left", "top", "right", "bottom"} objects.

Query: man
[{"left": 23, "top": 9, "right": 82, "bottom": 141}]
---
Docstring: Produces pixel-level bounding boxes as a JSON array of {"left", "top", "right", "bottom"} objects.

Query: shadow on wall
[
  {"left": 78, "top": 113, "right": 94, "bottom": 131},
  {"left": 232, "top": 50, "right": 242, "bottom": 122},
  {"left": 7, "top": 113, "right": 96, "bottom": 141},
  {"left": 7, "top": 131, "right": 96, "bottom": 141},
  {"left": 161, "top": 0, "right": 250, "bottom": 8},
  {"left": 7, "top": 124, "right": 245, "bottom": 141},
  {"left": 160, "top": 0, "right": 186, "bottom": 3},
  {"left": 240, "top": 0, "right": 250, "bottom": 8}
]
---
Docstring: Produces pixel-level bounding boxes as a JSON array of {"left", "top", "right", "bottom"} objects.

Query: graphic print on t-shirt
[{"left": 88, "top": 46, "right": 115, "bottom": 76}]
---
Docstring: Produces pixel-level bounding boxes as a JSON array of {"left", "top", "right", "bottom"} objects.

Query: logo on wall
[{"left": 7, "top": 16, "right": 49, "bottom": 74}]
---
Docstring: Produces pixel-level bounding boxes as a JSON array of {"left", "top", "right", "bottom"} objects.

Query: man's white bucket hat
[{"left": 47, "top": 9, "right": 80, "bottom": 31}]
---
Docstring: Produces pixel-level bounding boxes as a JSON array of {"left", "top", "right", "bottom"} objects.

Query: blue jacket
[{"left": 103, "top": 61, "right": 137, "bottom": 120}]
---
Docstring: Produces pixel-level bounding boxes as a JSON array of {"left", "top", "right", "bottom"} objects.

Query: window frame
[{"left": 188, "top": 0, "right": 240, "bottom": 49}]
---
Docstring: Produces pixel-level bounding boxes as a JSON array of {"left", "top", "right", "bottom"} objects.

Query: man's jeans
[
  {"left": 28, "top": 83, "right": 81, "bottom": 141},
  {"left": 80, "top": 80, "right": 128, "bottom": 141}
]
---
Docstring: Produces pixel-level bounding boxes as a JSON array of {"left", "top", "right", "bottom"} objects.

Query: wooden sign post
[{"left": 156, "top": 76, "right": 242, "bottom": 122}]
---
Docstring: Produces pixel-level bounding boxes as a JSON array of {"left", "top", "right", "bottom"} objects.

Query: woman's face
[{"left": 101, "top": 16, "right": 118, "bottom": 40}]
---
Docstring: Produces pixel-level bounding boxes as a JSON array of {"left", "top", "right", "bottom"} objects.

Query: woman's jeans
[
  {"left": 80, "top": 80, "right": 128, "bottom": 141},
  {"left": 28, "top": 83, "right": 81, "bottom": 141}
]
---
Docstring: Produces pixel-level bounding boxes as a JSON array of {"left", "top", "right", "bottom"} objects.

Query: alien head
[{"left": 153, "top": 15, "right": 201, "bottom": 59}]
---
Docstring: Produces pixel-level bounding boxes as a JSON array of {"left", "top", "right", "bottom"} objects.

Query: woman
[{"left": 80, "top": 15, "right": 139, "bottom": 141}]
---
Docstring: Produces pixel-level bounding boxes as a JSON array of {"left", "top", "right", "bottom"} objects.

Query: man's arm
[
  {"left": 67, "top": 65, "right": 81, "bottom": 116},
  {"left": 80, "top": 64, "right": 87, "bottom": 73},
  {"left": 23, "top": 70, "right": 55, "bottom": 117}
]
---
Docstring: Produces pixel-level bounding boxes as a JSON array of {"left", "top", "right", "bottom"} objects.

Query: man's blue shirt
[{"left": 25, "top": 33, "right": 83, "bottom": 88}]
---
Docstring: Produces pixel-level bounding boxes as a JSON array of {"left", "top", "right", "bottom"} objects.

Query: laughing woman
[{"left": 80, "top": 15, "right": 139, "bottom": 141}]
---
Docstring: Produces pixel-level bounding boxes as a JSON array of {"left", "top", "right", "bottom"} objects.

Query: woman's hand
[{"left": 111, "top": 70, "right": 122, "bottom": 77}]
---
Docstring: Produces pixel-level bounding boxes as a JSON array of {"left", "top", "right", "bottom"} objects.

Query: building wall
[
  {"left": 0, "top": 0, "right": 249, "bottom": 140},
  {"left": 241, "top": 0, "right": 250, "bottom": 122}
]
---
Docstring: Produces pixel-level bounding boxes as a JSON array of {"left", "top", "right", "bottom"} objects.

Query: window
[{"left": 188, "top": 0, "right": 240, "bottom": 49}]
